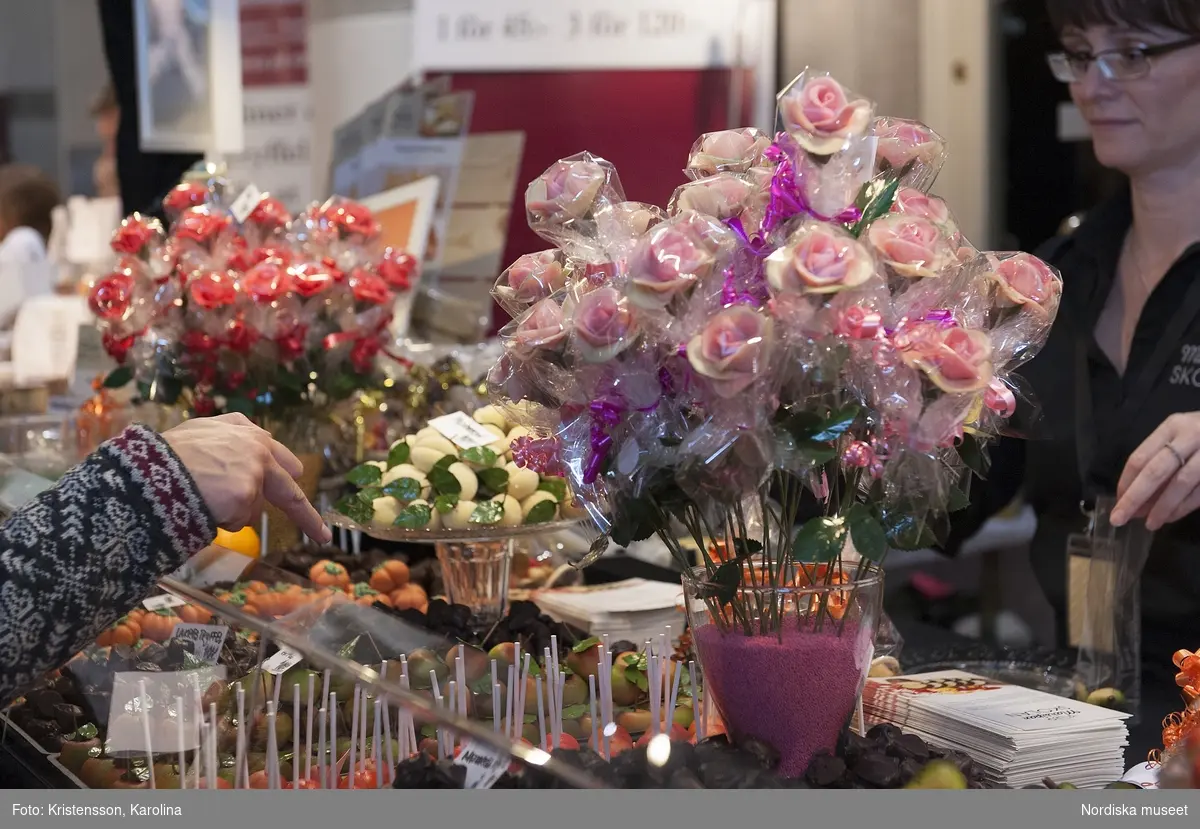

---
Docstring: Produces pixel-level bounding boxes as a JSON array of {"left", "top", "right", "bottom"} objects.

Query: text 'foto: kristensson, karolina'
[
  {"left": 12, "top": 804, "right": 184, "bottom": 818},
  {"left": 1082, "top": 804, "right": 1189, "bottom": 817}
]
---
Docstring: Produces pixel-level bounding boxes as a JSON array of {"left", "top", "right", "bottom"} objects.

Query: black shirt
[{"left": 960, "top": 187, "right": 1200, "bottom": 641}]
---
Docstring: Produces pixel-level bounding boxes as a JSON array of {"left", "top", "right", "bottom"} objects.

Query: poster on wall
[
  {"left": 223, "top": 0, "right": 313, "bottom": 211},
  {"left": 134, "top": 0, "right": 244, "bottom": 154}
]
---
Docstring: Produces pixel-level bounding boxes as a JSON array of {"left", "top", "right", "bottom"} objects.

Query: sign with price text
[{"left": 413, "top": 0, "right": 742, "bottom": 71}]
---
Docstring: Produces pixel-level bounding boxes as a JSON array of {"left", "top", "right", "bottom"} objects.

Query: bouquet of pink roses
[
  {"left": 487, "top": 70, "right": 1061, "bottom": 620},
  {"left": 89, "top": 175, "right": 418, "bottom": 428}
]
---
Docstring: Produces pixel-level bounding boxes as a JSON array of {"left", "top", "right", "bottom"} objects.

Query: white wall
[
  {"left": 0, "top": 0, "right": 59, "bottom": 180},
  {"left": 53, "top": 0, "right": 109, "bottom": 194}
]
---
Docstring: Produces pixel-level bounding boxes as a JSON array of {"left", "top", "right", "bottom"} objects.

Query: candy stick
[
  {"left": 352, "top": 529, "right": 361, "bottom": 555},
  {"left": 260, "top": 511, "right": 269, "bottom": 560},
  {"left": 588, "top": 675, "right": 599, "bottom": 753},
  {"left": 492, "top": 683, "right": 502, "bottom": 732},
  {"left": 689, "top": 660, "right": 702, "bottom": 739},
  {"left": 317, "top": 707, "right": 327, "bottom": 789},
  {"left": 207, "top": 703, "right": 219, "bottom": 791},
  {"left": 549, "top": 636, "right": 561, "bottom": 717},
  {"left": 305, "top": 676, "right": 315, "bottom": 780},
  {"left": 234, "top": 682, "right": 246, "bottom": 788},
  {"left": 266, "top": 702, "right": 279, "bottom": 789},
  {"left": 648, "top": 644, "right": 660, "bottom": 738},
  {"left": 328, "top": 693, "right": 337, "bottom": 789},
  {"left": 455, "top": 654, "right": 467, "bottom": 744},
  {"left": 175, "top": 695, "right": 187, "bottom": 789},
  {"left": 560, "top": 671, "right": 567, "bottom": 741},
  {"left": 272, "top": 669, "right": 283, "bottom": 711},
  {"left": 535, "top": 675, "right": 546, "bottom": 750},
  {"left": 373, "top": 697, "right": 383, "bottom": 788},
  {"left": 137, "top": 680, "right": 156, "bottom": 789},
  {"left": 400, "top": 674, "right": 417, "bottom": 757},
  {"left": 667, "top": 661, "right": 682, "bottom": 731},
  {"left": 543, "top": 648, "right": 556, "bottom": 747},
  {"left": 322, "top": 669, "right": 332, "bottom": 706},
  {"left": 432, "top": 687, "right": 446, "bottom": 758},
  {"left": 359, "top": 690, "right": 369, "bottom": 774},
  {"left": 347, "top": 686, "right": 361, "bottom": 788},
  {"left": 505, "top": 665, "right": 515, "bottom": 739},
  {"left": 429, "top": 669, "right": 442, "bottom": 701},
  {"left": 292, "top": 685, "right": 301, "bottom": 789},
  {"left": 381, "top": 697, "right": 395, "bottom": 783},
  {"left": 601, "top": 649, "right": 613, "bottom": 761},
  {"left": 447, "top": 680, "right": 458, "bottom": 755},
  {"left": 519, "top": 652, "right": 532, "bottom": 736}
]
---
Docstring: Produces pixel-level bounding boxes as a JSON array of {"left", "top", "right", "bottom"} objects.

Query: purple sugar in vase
[{"left": 684, "top": 565, "right": 883, "bottom": 778}]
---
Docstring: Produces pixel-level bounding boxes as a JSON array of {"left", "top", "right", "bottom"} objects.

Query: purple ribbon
[
  {"left": 583, "top": 398, "right": 624, "bottom": 484},
  {"left": 760, "top": 134, "right": 863, "bottom": 233},
  {"left": 924, "top": 309, "right": 956, "bottom": 327}
]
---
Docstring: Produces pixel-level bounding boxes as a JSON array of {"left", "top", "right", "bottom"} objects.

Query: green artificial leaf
[
  {"left": 948, "top": 485, "right": 972, "bottom": 513},
  {"left": 561, "top": 703, "right": 588, "bottom": 721},
  {"left": 420, "top": 724, "right": 437, "bottom": 739},
  {"left": 792, "top": 516, "right": 847, "bottom": 564},
  {"left": 103, "top": 366, "right": 133, "bottom": 389},
  {"left": 346, "top": 463, "right": 383, "bottom": 488},
  {"left": 477, "top": 467, "right": 509, "bottom": 495},
  {"left": 732, "top": 539, "right": 763, "bottom": 560},
  {"left": 394, "top": 503, "right": 433, "bottom": 529},
  {"left": 459, "top": 446, "right": 498, "bottom": 467},
  {"left": 811, "top": 404, "right": 861, "bottom": 442},
  {"left": 338, "top": 635, "right": 362, "bottom": 660},
  {"left": 879, "top": 507, "right": 938, "bottom": 551},
  {"left": 537, "top": 478, "right": 568, "bottom": 503},
  {"left": 633, "top": 652, "right": 649, "bottom": 673},
  {"left": 712, "top": 560, "right": 742, "bottom": 605},
  {"left": 780, "top": 410, "right": 825, "bottom": 440},
  {"left": 383, "top": 477, "right": 422, "bottom": 502},
  {"left": 358, "top": 486, "right": 384, "bottom": 503},
  {"left": 850, "top": 175, "right": 902, "bottom": 238},
  {"left": 846, "top": 504, "right": 888, "bottom": 562},
  {"left": 334, "top": 495, "right": 374, "bottom": 526},
  {"left": 797, "top": 441, "right": 839, "bottom": 466},
  {"left": 468, "top": 675, "right": 494, "bottom": 695},
  {"left": 523, "top": 714, "right": 537, "bottom": 725},
  {"left": 634, "top": 673, "right": 649, "bottom": 692},
  {"left": 524, "top": 499, "right": 557, "bottom": 525},
  {"left": 572, "top": 636, "right": 601, "bottom": 654},
  {"left": 428, "top": 466, "right": 461, "bottom": 496},
  {"left": 610, "top": 495, "right": 660, "bottom": 548},
  {"left": 469, "top": 501, "right": 504, "bottom": 525},
  {"left": 527, "top": 660, "right": 543, "bottom": 678},
  {"left": 957, "top": 434, "right": 989, "bottom": 478},
  {"left": 387, "top": 442, "right": 410, "bottom": 469},
  {"left": 224, "top": 396, "right": 256, "bottom": 417},
  {"left": 434, "top": 494, "right": 459, "bottom": 514},
  {"left": 432, "top": 455, "right": 457, "bottom": 473},
  {"left": 68, "top": 723, "right": 100, "bottom": 741}
]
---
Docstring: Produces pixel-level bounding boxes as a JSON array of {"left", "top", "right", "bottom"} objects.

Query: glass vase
[
  {"left": 683, "top": 562, "right": 884, "bottom": 778},
  {"left": 436, "top": 539, "right": 514, "bottom": 625}
]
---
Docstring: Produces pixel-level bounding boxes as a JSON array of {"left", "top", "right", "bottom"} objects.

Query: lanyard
[{"left": 1073, "top": 269, "right": 1200, "bottom": 506}]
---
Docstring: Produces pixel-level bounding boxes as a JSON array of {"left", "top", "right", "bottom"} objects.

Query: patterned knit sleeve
[{"left": 0, "top": 424, "right": 216, "bottom": 704}]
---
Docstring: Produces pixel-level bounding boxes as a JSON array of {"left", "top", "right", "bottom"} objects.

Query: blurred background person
[
  {"left": 90, "top": 83, "right": 120, "bottom": 199},
  {"left": 0, "top": 165, "right": 61, "bottom": 334}
]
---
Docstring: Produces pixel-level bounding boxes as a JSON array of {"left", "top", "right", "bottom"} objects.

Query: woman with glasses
[{"left": 953, "top": 0, "right": 1200, "bottom": 757}]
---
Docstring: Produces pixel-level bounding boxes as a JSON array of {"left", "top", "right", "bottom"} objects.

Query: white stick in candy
[
  {"left": 543, "top": 648, "right": 555, "bottom": 740},
  {"left": 266, "top": 702, "right": 279, "bottom": 789},
  {"left": 175, "top": 695, "right": 187, "bottom": 789},
  {"left": 588, "top": 675, "right": 599, "bottom": 753},
  {"left": 447, "top": 680, "right": 458, "bottom": 756},
  {"left": 535, "top": 675, "right": 546, "bottom": 750},
  {"left": 328, "top": 693, "right": 337, "bottom": 789},
  {"left": 400, "top": 673, "right": 416, "bottom": 758},
  {"left": 207, "top": 703, "right": 219, "bottom": 791},
  {"left": 234, "top": 682, "right": 246, "bottom": 788},
  {"left": 689, "top": 660, "right": 702, "bottom": 739},
  {"left": 432, "top": 688, "right": 446, "bottom": 758},
  {"left": 347, "top": 686, "right": 361, "bottom": 788},
  {"left": 492, "top": 682, "right": 502, "bottom": 733},
  {"left": 382, "top": 697, "right": 395, "bottom": 784},
  {"left": 260, "top": 511, "right": 269, "bottom": 560},
  {"left": 305, "top": 676, "right": 315, "bottom": 781},
  {"left": 352, "top": 529, "right": 361, "bottom": 555},
  {"left": 430, "top": 670, "right": 442, "bottom": 701},
  {"left": 667, "top": 661, "right": 682, "bottom": 732},
  {"left": 359, "top": 689, "right": 369, "bottom": 775},
  {"left": 601, "top": 649, "right": 612, "bottom": 761},
  {"left": 317, "top": 707, "right": 327, "bottom": 790},
  {"left": 293, "top": 685, "right": 301, "bottom": 789},
  {"left": 455, "top": 654, "right": 467, "bottom": 745},
  {"left": 519, "top": 652, "right": 532, "bottom": 736},
  {"left": 373, "top": 697, "right": 383, "bottom": 788},
  {"left": 505, "top": 664, "right": 515, "bottom": 739},
  {"left": 557, "top": 672, "right": 567, "bottom": 748},
  {"left": 322, "top": 669, "right": 332, "bottom": 706},
  {"left": 137, "top": 680, "right": 156, "bottom": 789}
]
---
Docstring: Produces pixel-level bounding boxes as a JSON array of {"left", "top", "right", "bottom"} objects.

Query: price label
[
  {"left": 428, "top": 412, "right": 496, "bottom": 450},
  {"left": 262, "top": 647, "right": 304, "bottom": 676},
  {"left": 171, "top": 624, "right": 229, "bottom": 665},
  {"left": 229, "top": 184, "right": 264, "bottom": 224},
  {"left": 143, "top": 594, "right": 186, "bottom": 611},
  {"left": 453, "top": 739, "right": 509, "bottom": 789}
]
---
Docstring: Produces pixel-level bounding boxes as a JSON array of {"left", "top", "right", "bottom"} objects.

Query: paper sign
[
  {"left": 262, "top": 647, "right": 304, "bottom": 676},
  {"left": 171, "top": 624, "right": 229, "bottom": 665},
  {"left": 143, "top": 594, "right": 187, "bottom": 612},
  {"left": 428, "top": 411, "right": 496, "bottom": 450},
  {"left": 453, "top": 739, "right": 509, "bottom": 789},
  {"left": 229, "top": 184, "right": 264, "bottom": 224}
]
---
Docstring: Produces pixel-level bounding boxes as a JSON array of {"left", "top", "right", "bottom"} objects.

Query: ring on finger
[{"left": 1167, "top": 442, "right": 1188, "bottom": 468}]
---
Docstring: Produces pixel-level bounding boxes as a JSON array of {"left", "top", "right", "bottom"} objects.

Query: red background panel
[{"left": 446, "top": 69, "right": 742, "bottom": 331}]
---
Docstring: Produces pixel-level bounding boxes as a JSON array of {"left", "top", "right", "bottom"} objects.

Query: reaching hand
[
  {"left": 1112, "top": 412, "right": 1200, "bottom": 530},
  {"left": 162, "top": 414, "right": 331, "bottom": 544}
]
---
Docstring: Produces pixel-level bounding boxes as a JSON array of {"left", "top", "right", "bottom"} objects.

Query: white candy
[
  {"left": 472, "top": 405, "right": 509, "bottom": 432},
  {"left": 413, "top": 433, "right": 458, "bottom": 458},
  {"left": 491, "top": 494, "right": 522, "bottom": 527},
  {"left": 481, "top": 424, "right": 509, "bottom": 456},
  {"left": 443, "top": 500, "right": 477, "bottom": 530},
  {"left": 371, "top": 496, "right": 403, "bottom": 526},
  {"left": 409, "top": 499, "right": 440, "bottom": 530},
  {"left": 520, "top": 491, "right": 559, "bottom": 521},
  {"left": 504, "top": 463, "right": 540, "bottom": 501},
  {"left": 367, "top": 461, "right": 388, "bottom": 472},
  {"left": 506, "top": 426, "right": 531, "bottom": 445},
  {"left": 447, "top": 462, "right": 478, "bottom": 502},
  {"left": 410, "top": 445, "right": 448, "bottom": 474}
]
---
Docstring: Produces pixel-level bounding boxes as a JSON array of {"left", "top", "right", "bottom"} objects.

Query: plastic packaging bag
[{"left": 1071, "top": 496, "right": 1153, "bottom": 721}]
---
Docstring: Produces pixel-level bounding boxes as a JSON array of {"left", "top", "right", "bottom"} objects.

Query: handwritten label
[
  {"left": 452, "top": 739, "right": 509, "bottom": 789},
  {"left": 428, "top": 412, "right": 496, "bottom": 450},
  {"left": 143, "top": 594, "right": 187, "bottom": 611},
  {"left": 229, "top": 184, "right": 264, "bottom": 224},
  {"left": 171, "top": 624, "right": 229, "bottom": 665},
  {"left": 262, "top": 647, "right": 304, "bottom": 676}
]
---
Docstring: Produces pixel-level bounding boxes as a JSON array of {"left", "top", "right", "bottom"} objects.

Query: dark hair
[
  {"left": 0, "top": 165, "right": 60, "bottom": 243},
  {"left": 91, "top": 82, "right": 118, "bottom": 117},
  {"left": 1046, "top": 0, "right": 1200, "bottom": 35}
]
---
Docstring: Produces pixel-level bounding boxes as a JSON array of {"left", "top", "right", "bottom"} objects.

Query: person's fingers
[
  {"left": 1117, "top": 420, "right": 1177, "bottom": 499},
  {"left": 1111, "top": 445, "right": 1184, "bottom": 526},
  {"left": 262, "top": 459, "right": 330, "bottom": 544},
  {"left": 1145, "top": 453, "right": 1200, "bottom": 531},
  {"left": 267, "top": 438, "right": 305, "bottom": 479},
  {"left": 1167, "top": 484, "right": 1200, "bottom": 525}
]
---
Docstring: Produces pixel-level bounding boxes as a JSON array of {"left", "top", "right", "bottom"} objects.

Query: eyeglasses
[{"left": 1046, "top": 35, "right": 1200, "bottom": 82}]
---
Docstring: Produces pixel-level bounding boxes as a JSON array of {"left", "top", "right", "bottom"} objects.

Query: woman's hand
[
  {"left": 1112, "top": 412, "right": 1200, "bottom": 530},
  {"left": 162, "top": 414, "right": 331, "bottom": 544}
]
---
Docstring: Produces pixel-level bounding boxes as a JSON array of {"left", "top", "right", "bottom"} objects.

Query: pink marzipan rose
[
  {"left": 572, "top": 286, "right": 634, "bottom": 363},
  {"left": 627, "top": 216, "right": 718, "bottom": 309},
  {"left": 899, "top": 322, "right": 994, "bottom": 393},
  {"left": 670, "top": 175, "right": 754, "bottom": 220},
  {"left": 505, "top": 250, "right": 567, "bottom": 304},
  {"left": 686, "top": 306, "right": 774, "bottom": 399},
  {"left": 990, "top": 253, "right": 1062, "bottom": 319},
  {"left": 765, "top": 224, "right": 875, "bottom": 295},
  {"left": 526, "top": 159, "right": 607, "bottom": 223},
  {"left": 512, "top": 298, "right": 568, "bottom": 355},
  {"left": 688, "top": 129, "right": 770, "bottom": 176},
  {"left": 891, "top": 188, "right": 951, "bottom": 225},
  {"left": 867, "top": 214, "right": 949, "bottom": 278},
  {"left": 780, "top": 76, "right": 873, "bottom": 156},
  {"left": 875, "top": 119, "right": 945, "bottom": 171}
]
